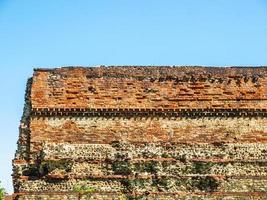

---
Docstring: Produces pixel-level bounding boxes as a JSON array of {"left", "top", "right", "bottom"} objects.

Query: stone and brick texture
[{"left": 13, "top": 66, "right": 267, "bottom": 199}]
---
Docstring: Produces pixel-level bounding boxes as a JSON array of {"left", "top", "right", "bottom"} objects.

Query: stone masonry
[{"left": 13, "top": 66, "right": 267, "bottom": 199}]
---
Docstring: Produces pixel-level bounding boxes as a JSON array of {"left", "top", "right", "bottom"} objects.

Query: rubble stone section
[{"left": 13, "top": 66, "right": 267, "bottom": 200}]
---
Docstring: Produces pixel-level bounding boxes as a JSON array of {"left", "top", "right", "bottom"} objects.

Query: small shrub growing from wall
[
  {"left": 0, "top": 181, "right": 6, "bottom": 200},
  {"left": 73, "top": 185, "right": 95, "bottom": 200}
]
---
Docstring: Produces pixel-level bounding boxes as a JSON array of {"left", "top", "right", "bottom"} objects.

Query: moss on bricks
[{"left": 39, "top": 160, "right": 73, "bottom": 176}]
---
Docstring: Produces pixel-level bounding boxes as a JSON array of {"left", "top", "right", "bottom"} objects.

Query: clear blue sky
[{"left": 0, "top": 0, "right": 267, "bottom": 193}]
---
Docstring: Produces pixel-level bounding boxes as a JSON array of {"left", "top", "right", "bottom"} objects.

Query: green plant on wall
[
  {"left": 0, "top": 181, "right": 6, "bottom": 200},
  {"left": 73, "top": 184, "right": 95, "bottom": 193},
  {"left": 121, "top": 194, "right": 127, "bottom": 200},
  {"left": 73, "top": 184, "right": 95, "bottom": 199}
]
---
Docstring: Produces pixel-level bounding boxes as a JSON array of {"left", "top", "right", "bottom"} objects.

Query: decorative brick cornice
[{"left": 31, "top": 108, "right": 267, "bottom": 117}]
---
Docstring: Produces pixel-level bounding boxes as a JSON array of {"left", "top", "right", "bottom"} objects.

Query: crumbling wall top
[{"left": 31, "top": 66, "right": 267, "bottom": 109}]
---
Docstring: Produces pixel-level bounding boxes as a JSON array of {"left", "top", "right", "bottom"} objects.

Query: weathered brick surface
[
  {"left": 31, "top": 66, "right": 267, "bottom": 109},
  {"left": 30, "top": 117, "right": 267, "bottom": 144},
  {"left": 13, "top": 66, "right": 267, "bottom": 200}
]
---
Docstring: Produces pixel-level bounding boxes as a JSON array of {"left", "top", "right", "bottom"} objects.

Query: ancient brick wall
[
  {"left": 31, "top": 67, "right": 267, "bottom": 109},
  {"left": 13, "top": 66, "right": 267, "bottom": 199}
]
